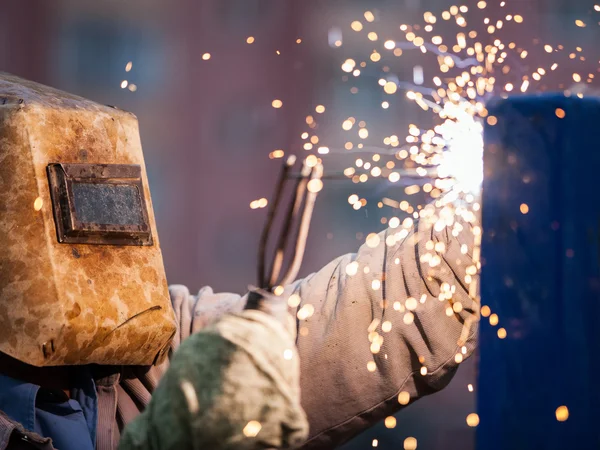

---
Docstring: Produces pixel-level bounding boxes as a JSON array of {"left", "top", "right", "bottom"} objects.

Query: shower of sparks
[
  {"left": 177, "top": 0, "right": 600, "bottom": 440},
  {"left": 274, "top": 0, "right": 600, "bottom": 438},
  {"left": 297, "top": 1, "right": 600, "bottom": 209}
]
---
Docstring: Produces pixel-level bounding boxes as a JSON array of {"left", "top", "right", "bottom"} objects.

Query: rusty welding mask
[{"left": 0, "top": 73, "right": 176, "bottom": 367}]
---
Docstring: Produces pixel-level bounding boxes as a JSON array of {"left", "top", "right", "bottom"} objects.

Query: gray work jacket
[{"left": 0, "top": 218, "right": 478, "bottom": 450}]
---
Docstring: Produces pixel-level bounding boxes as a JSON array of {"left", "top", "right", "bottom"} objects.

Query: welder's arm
[
  {"left": 289, "top": 217, "right": 479, "bottom": 449},
  {"left": 119, "top": 216, "right": 477, "bottom": 450}
]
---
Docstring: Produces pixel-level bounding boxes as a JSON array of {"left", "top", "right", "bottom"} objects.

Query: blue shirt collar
[
  {"left": 0, "top": 369, "right": 97, "bottom": 446},
  {"left": 0, "top": 375, "right": 39, "bottom": 432}
]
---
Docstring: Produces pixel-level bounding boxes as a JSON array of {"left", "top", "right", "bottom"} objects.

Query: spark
[
  {"left": 307, "top": 179, "right": 324, "bottom": 193},
  {"left": 342, "top": 59, "right": 356, "bottom": 72},
  {"left": 243, "top": 421, "right": 262, "bottom": 437},
  {"left": 404, "top": 437, "right": 418, "bottom": 450},
  {"left": 466, "top": 413, "right": 480, "bottom": 427},
  {"left": 384, "top": 81, "right": 398, "bottom": 94},
  {"left": 556, "top": 406, "right": 569, "bottom": 422},
  {"left": 33, "top": 197, "right": 43, "bottom": 211},
  {"left": 180, "top": 380, "right": 199, "bottom": 414},
  {"left": 297, "top": 304, "right": 315, "bottom": 320},
  {"left": 351, "top": 21, "right": 363, "bottom": 32},
  {"left": 398, "top": 391, "right": 411, "bottom": 405},
  {"left": 287, "top": 294, "right": 301, "bottom": 308},
  {"left": 250, "top": 198, "right": 268, "bottom": 209},
  {"left": 269, "top": 150, "right": 285, "bottom": 159},
  {"left": 345, "top": 261, "right": 359, "bottom": 276},
  {"left": 384, "top": 416, "right": 397, "bottom": 428}
]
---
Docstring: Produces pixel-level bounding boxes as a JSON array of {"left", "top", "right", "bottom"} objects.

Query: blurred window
[{"left": 53, "top": 16, "right": 165, "bottom": 92}]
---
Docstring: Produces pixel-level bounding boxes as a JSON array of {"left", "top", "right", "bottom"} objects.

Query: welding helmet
[{"left": 0, "top": 73, "right": 176, "bottom": 367}]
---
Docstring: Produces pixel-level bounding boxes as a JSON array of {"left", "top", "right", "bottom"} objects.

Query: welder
[{"left": 0, "top": 73, "right": 478, "bottom": 450}]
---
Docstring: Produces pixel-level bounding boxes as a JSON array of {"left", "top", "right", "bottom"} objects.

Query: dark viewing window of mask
[{"left": 72, "top": 183, "right": 144, "bottom": 226}]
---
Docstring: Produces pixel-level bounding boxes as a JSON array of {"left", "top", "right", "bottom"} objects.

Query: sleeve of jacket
[{"left": 290, "top": 216, "right": 479, "bottom": 449}]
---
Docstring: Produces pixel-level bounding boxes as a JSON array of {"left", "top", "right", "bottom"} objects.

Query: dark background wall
[{"left": 1, "top": 0, "right": 595, "bottom": 448}]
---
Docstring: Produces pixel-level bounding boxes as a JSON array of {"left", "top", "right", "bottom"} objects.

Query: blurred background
[{"left": 1, "top": 0, "right": 597, "bottom": 448}]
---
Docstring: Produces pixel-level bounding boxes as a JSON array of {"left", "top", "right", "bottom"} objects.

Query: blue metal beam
[{"left": 478, "top": 94, "right": 600, "bottom": 450}]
